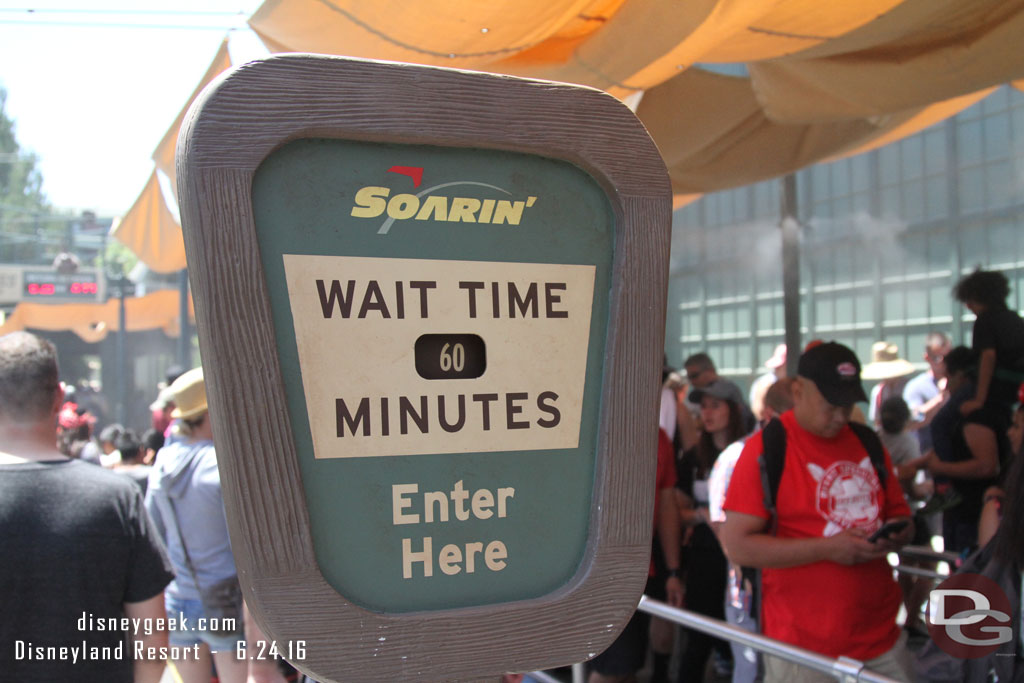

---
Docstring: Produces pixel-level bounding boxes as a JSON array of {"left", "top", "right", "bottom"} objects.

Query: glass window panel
[
  {"left": 734, "top": 188, "right": 749, "bottom": 221},
  {"left": 706, "top": 196, "right": 719, "bottom": 226},
  {"left": 903, "top": 179, "right": 924, "bottom": 223},
  {"left": 834, "top": 248, "right": 853, "bottom": 285},
  {"left": 902, "top": 135, "right": 924, "bottom": 179},
  {"left": 754, "top": 182, "right": 778, "bottom": 218},
  {"left": 924, "top": 129, "right": 947, "bottom": 172},
  {"left": 737, "top": 344, "right": 752, "bottom": 372},
  {"left": 1013, "top": 107, "right": 1024, "bottom": 146},
  {"left": 981, "top": 86, "right": 1009, "bottom": 114},
  {"left": 924, "top": 176, "right": 948, "bottom": 221},
  {"left": 903, "top": 233, "right": 928, "bottom": 276},
  {"left": 775, "top": 303, "right": 785, "bottom": 330},
  {"left": 835, "top": 297, "right": 854, "bottom": 326},
  {"left": 929, "top": 286, "right": 951, "bottom": 319},
  {"left": 958, "top": 166, "right": 984, "bottom": 213},
  {"left": 833, "top": 160, "right": 850, "bottom": 195},
  {"left": 985, "top": 161, "right": 1012, "bottom": 209},
  {"left": 721, "top": 307, "right": 737, "bottom": 334},
  {"left": 881, "top": 186, "right": 900, "bottom": 217},
  {"left": 833, "top": 195, "right": 853, "bottom": 223},
  {"left": 707, "top": 309, "right": 722, "bottom": 335},
  {"left": 713, "top": 194, "right": 727, "bottom": 226},
  {"left": 989, "top": 220, "right": 1017, "bottom": 263},
  {"left": 758, "top": 304, "right": 774, "bottom": 330},
  {"left": 852, "top": 192, "right": 871, "bottom": 214},
  {"left": 856, "top": 294, "right": 874, "bottom": 323},
  {"left": 959, "top": 225, "right": 987, "bottom": 268},
  {"left": 906, "top": 287, "right": 927, "bottom": 319},
  {"left": 884, "top": 290, "right": 905, "bottom": 322},
  {"left": 812, "top": 165, "right": 829, "bottom": 199},
  {"left": 957, "top": 120, "right": 983, "bottom": 167},
  {"left": 854, "top": 338, "right": 873, "bottom": 364},
  {"left": 816, "top": 297, "right": 833, "bottom": 327},
  {"left": 813, "top": 251, "right": 834, "bottom": 286},
  {"left": 879, "top": 146, "right": 900, "bottom": 185},
  {"left": 957, "top": 96, "right": 983, "bottom": 121},
  {"left": 983, "top": 112, "right": 1011, "bottom": 160},
  {"left": 927, "top": 231, "right": 952, "bottom": 274},
  {"left": 852, "top": 155, "right": 871, "bottom": 193}
]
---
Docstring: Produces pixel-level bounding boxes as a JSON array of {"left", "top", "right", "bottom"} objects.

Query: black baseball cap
[
  {"left": 688, "top": 378, "right": 735, "bottom": 405},
  {"left": 797, "top": 342, "right": 868, "bottom": 407}
]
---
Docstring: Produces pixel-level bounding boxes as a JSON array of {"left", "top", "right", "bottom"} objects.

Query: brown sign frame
[{"left": 177, "top": 54, "right": 670, "bottom": 682}]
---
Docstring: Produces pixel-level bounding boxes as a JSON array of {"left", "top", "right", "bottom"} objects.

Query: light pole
[{"left": 105, "top": 259, "right": 133, "bottom": 426}]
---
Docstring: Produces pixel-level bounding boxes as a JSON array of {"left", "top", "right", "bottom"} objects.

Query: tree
[{"left": 0, "top": 87, "right": 66, "bottom": 262}]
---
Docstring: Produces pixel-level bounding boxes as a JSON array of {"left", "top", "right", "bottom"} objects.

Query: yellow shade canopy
[{"left": 111, "top": 0, "right": 1024, "bottom": 273}]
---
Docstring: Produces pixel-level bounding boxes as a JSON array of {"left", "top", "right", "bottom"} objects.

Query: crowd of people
[
  {"left": 3, "top": 266, "right": 1024, "bottom": 683},
  {"left": 588, "top": 267, "right": 1024, "bottom": 683},
  {"left": 0, "top": 336, "right": 292, "bottom": 682}
]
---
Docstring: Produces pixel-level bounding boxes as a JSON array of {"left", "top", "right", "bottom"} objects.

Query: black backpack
[{"left": 743, "top": 418, "right": 891, "bottom": 619}]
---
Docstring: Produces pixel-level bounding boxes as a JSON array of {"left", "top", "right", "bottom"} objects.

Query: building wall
[{"left": 667, "top": 85, "right": 1024, "bottom": 392}]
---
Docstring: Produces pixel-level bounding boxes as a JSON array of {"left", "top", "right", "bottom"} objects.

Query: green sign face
[{"left": 251, "top": 138, "right": 615, "bottom": 613}]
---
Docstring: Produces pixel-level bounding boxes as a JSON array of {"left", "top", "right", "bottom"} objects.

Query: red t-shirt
[
  {"left": 651, "top": 428, "right": 677, "bottom": 577},
  {"left": 723, "top": 411, "right": 910, "bottom": 660}
]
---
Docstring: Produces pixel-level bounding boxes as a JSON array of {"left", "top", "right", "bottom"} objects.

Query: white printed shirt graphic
[{"left": 807, "top": 457, "right": 881, "bottom": 537}]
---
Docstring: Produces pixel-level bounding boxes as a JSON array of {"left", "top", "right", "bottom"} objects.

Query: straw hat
[
  {"left": 169, "top": 367, "right": 207, "bottom": 420},
  {"left": 861, "top": 342, "right": 917, "bottom": 381}
]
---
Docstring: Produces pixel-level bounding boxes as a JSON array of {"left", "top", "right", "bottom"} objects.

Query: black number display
[{"left": 415, "top": 334, "right": 486, "bottom": 380}]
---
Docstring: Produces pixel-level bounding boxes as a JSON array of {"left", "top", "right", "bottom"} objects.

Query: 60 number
[{"left": 439, "top": 343, "right": 465, "bottom": 372}]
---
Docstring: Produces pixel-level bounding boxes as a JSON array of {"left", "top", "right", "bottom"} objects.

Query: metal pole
[
  {"left": 780, "top": 174, "right": 801, "bottom": 376},
  {"left": 178, "top": 269, "right": 190, "bottom": 367},
  {"left": 117, "top": 273, "right": 127, "bottom": 425}
]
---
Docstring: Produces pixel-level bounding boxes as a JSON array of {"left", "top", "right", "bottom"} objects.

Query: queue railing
[{"left": 636, "top": 596, "right": 904, "bottom": 683}]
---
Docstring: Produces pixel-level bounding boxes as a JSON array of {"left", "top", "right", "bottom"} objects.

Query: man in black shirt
[{"left": 0, "top": 332, "right": 174, "bottom": 682}]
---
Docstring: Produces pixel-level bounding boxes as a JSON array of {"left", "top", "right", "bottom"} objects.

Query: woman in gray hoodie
[{"left": 145, "top": 368, "right": 246, "bottom": 683}]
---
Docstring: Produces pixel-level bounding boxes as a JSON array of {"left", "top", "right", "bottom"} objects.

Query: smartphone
[{"left": 868, "top": 519, "right": 908, "bottom": 543}]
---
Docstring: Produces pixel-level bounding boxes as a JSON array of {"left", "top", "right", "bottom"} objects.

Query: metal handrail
[
  {"left": 636, "top": 596, "right": 903, "bottom": 683},
  {"left": 897, "top": 544, "right": 960, "bottom": 565}
]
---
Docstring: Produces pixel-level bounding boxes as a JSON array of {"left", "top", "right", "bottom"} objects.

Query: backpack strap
[
  {"left": 757, "top": 418, "right": 787, "bottom": 534},
  {"left": 847, "top": 421, "right": 889, "bottom": 487}
]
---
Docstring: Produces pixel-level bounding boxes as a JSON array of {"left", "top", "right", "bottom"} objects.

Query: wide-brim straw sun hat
[
  {"left": 169, "top": 367, "right": 207, "bottom": 420},
  {"left": 861, "top": 342, "right": 917, "bottom": 381}
]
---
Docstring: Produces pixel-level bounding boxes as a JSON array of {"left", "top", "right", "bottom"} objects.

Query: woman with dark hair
[{"left": 674, "top": 379, "right": 748, "bottom": 681}]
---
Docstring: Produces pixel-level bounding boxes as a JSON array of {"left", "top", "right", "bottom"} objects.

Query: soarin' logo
[{"left": 351, "top": 166, "right": 538, "bottom": 235}]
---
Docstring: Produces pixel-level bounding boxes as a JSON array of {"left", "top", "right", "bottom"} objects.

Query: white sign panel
[{"left": 283, "top": 255, "right": 596, "bottom": 458}]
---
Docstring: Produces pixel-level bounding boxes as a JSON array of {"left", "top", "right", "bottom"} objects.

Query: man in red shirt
[{"left": 720, "top": 342, "right": 914, "bottom": 682}]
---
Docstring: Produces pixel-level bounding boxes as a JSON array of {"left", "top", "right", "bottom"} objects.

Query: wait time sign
[{"left": 178, "top": 55, "right": 671, "bottom": 682}]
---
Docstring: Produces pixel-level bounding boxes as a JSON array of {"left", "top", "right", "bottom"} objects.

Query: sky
[{"left": 0, "top": 0, "right": 267, "bottom": 217}]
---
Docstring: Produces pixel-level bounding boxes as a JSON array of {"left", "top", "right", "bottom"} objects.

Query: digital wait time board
[{"left": 177, "top": 55, "right": 671, "bottom": 682}]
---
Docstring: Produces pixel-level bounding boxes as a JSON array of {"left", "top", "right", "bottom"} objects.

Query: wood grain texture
[{"left": 177, "top": 54, "right": 671, "bottom": 682}]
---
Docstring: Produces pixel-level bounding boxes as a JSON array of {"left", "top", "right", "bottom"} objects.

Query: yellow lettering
[{"left": 351, "top": 186, "right": 389, "bottom": 218}]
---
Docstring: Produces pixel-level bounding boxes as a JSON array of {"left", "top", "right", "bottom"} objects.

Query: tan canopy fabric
[
  {"left": 245, "top": 0, "right": 1024, "bottom": 198},
  {"left": 112, "top": 0, "right": 1024, "bottom": 271},
  {"left": 110, "top": 171, "right": 187, "bottom": 274},
  {"left": 0, "top": 290, "right": 194, "bottom": 343},
  {"left": 151, "top": 38, "right": 233, "bottom": 197},
  {"left": 749, "top": 0, "right": 1024, "bottom": 123},
  {"left": 638, "top": 69, "right": 994, "bottom": 193}
]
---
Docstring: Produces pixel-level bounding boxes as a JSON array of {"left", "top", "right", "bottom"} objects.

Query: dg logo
[{"left": 927, "top": 573, "right": 1014, "bottom": 658}]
